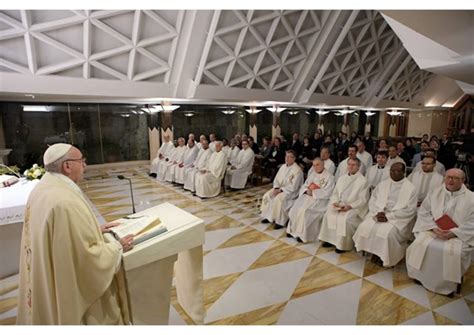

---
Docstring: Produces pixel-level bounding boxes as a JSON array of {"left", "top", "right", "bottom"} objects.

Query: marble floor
[{"left": 1, "top": 163, "right": 474, "bottom": 325}]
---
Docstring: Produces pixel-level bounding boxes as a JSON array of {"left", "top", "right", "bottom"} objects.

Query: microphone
[{"left": 117, "top": 175, "right": 136, "bottom": 214}]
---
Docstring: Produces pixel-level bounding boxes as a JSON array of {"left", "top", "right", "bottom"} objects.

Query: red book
[{"left": 435, "top": 214, "right": 458, "bottom": 230}]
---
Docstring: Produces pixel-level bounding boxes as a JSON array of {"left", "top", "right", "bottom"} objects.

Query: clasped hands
[
  {"left": 272, "top": 188, "right": 282, "bottom": 197},
  {"left": 432, "top": 227, "right": 455, "bottom": 240},
  {"left": 101, "top": 222, "right": 134, "bottom": 252},
  {"left": 333, "top": 202, "right": 351, "bottom": 212},
  {"left": 375, "top": 212, "right": 388, "bottom": 223}
]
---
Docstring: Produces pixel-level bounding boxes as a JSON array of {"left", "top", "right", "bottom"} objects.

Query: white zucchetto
[{"left": 43, "top": 143, "right": 73, "bottom": 165}]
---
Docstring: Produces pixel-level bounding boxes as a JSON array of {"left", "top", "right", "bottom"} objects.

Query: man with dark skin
[{"left": 374, "top": 162, "right": 405, "bottom": 223}]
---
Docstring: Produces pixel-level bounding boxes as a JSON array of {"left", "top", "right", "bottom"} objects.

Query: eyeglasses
[
  {"left": 65, "top": 157, "right": 86, "bottom": 164},
  {"left": 445, "top": 176, "right": 461, "bottom": 181}
]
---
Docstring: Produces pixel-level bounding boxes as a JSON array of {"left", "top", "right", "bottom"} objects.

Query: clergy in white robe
[
  {"left": 221, "top": 139, "right": 231, "bottom": 160},
  {"left": 156, "top": 143, "right": 178, "bottom": 181},
  {"left": 353, "top": 163, "right": 418, "bottom": 267},
  {"left": 356, "top": 141, "right": 373, "bottom": 172},
  {"left": 386, "top": 146, "right": 406, "bottom": 168},
  {"left": 184, "top": 141, "right": 212, "bottom": 192},
  {"left": 319, "top": 158, "right": 369, "bottom": 252},
  {"left": 175, "top": 139, "right": 199, "bottom": 184},
  {"left": 366, "top": 151, "right": 390, "bottom": 191},
  {"left": 227, "top": 140, "right": 241, "bottom": 165},
  {"left": 412, "top": 149, "right": 446, "bottom": 175},
  {"left": 335, "top": 145, "right": 366, "bottom": 181},
  {"left": 208, "top": 134, "right": 217, "bottom": 152},
  {"left": 320, "top": 147, "right": 336, "bottom": 175},
  {"left": 225, "top": 140, "right": 255, "bottom": 189},
  {"left": 149, "top": 135, "right": 174, "bottom": 176},
  {"left": 406, "top": 169, "right": 474, "bottom": 295},
  {"left": 260, "top": 150, "right": 304, "bottom": 228},
  {"left": 195, "top": 142, "right": 228, "bottom": 198},
  {"left": 287, "top": 158, "right": 335, "bottom": 242},
  {"left": 196, "top": 134, "right": 206, "bottom": 150},
  {"left": 17, "top": 144, "right": 132, "bottom": 325},
  {"left": 164, "top": 137, "right": 187, "bottom": 182},
  {"left": 407, "top": 156, "right": 444, "bottom": 206}
]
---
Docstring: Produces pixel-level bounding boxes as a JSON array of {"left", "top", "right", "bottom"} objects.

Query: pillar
[
  {"left": 249, "top": 113, "right": 258, "bottom": 142},
  {"left": 148, "top": 111, "right": 160, "bottom": 161}
]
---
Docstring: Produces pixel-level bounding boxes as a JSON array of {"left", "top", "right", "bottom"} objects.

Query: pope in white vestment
[
  {"left": 366, "top": 152, "right": 390, "bottom": 191},
  {"left": 225, "top": 140, "right": 255, "bottom": 189},
  {"left": 406, "top": 169, "right": 474, "bottom": 295},
  {"left": 184, "top": 141, "right": 212, "bottom": 192},
  {"left": 319, "top": 158, "right": 369, "bottom": 251},
  {"left": 195, "top": 142, "right": 228, "bottom": 198},
  {"left": 260, "top": 151, "right": 304, "bottom": 228},
  {"left": 353, "top": 163, "right": 418, "bottom": 267},
  {"left": 287, "top": 158, "right": 335, "bottom": 243},
  {"left": 17, "top": 144, "right": 132, "bottom": 325},
  {"left": 175, "top": 140, "right": 199, "bottom": 184},
  {"left": 407, "top": 156, "right": 444, "bottom": 206},
  {"left": 150, "top": 135, "right": 174, "bottom": 175},
  {"left": 163, "top": 138, "right": 186, "bottom": 182},
  {"left": 335, "top": 145, "right": 366, "bottom": 181}
]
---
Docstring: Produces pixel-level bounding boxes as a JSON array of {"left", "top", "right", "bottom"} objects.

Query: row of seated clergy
[
  {"left": 150, "top": 135, "right": 175, "bottom": 175},
  {"left": 157, "top": 137, "right": 187, "bottom": 181}
]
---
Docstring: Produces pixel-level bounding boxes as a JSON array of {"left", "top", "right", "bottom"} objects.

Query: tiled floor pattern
[{"left": 1, "top": 164, "right": 473, "bottom": 325}]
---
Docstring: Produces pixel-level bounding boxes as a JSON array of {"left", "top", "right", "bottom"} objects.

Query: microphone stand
[{"left": 117, "top": 175, "right": 136, "bottom": 214}]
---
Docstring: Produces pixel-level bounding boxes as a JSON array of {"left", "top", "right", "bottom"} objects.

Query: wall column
[
  {"left": 249, "top": 113, "right": 258, "bottom": 142},
  {"left": 148, "top": 111, "right": 160, "bottom": 161}
]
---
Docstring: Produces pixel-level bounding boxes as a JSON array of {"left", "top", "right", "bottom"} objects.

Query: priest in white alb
[
  {"left": 412, "top": 148, "right": 446, "bottom": 176},
  {"left": 17, "top": 144, "right": 133, "bottom": 325},
  {"left": 319, "top": 157, "right": 369, "bottom": 252},
  {"left": 366, "top": 151, "right": 390, "bottom": 191},
  {"left": 209, "top": 133, "right": 217, "bottom": 152},
  {"left": 356, "top": 140, "right": 373, "bottom": 172},
  {"left": 286, "top": 158, "right": 335, "bottom": 243},
  {"left": 386, "top": 145, "right": 405, "bottom": 168},
  {"left": 260, "top": 150, "right": 304, "bottom": 229},
  {"left": 227, "top": 139, "right": 241, "bottom": 165},
  {"left": 320, "top": 147, "right": 335, "bottom": 175},
  {"left": 164, "top": 137, "right": 187, "bottom": 182},
  {"left": 407, "top": 156, "right": 444, "bottom": 206},
  {"left": 334, "top": 145, "right": 365, "bottom": 181},
  {"left": 224, "top": 140, "right": 255, "bottom": 189},
  {"left": 174, "top": 139, "right": 199, "bottom": 185},
  {"left": 195, "top": 141, "right": 228, "bottom": 198},
  {"left": 353, "top": 162, "right": 418, "bottom": 267},
  {"left": 156, "top": 139, "right": 180, "bottom": 181},
  {"left": 406, "top": 169, "right": 474, "bottom": 296},
  {"left": 149, "top": 135, "right": 174, "bottom": 177},
  {"left": 184, "top": 140, "right": 212, "bottom": 193}
]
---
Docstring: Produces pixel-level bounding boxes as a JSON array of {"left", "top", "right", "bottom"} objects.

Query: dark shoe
[
  {"left": 149, "top": 173, "right": 157, "bottom": 178},
  {"left": 286, "top": 233, "right": 293, "bottom": 238},
  {"left": 335, "top": 248, "right": 345, "bottom": 254},
  {"left": 413, "top": 279, "right": 422, "bottom": 286},
  {"left": 261, "top": 219, "right": 270, "bottom": 224},
  {"left": 296, "top": 237, "right": 304, "bottom": 243},
  {"left": 274, "top": 224, "right": 283, "bottom": 230},
  {"left": 446, "top": 292, "right": 455, "bottom": 298},
  {"left": 322, "top": 242, "right": 332, "bottom": 248}
]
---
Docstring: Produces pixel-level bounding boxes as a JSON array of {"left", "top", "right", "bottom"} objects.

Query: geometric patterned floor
[{"left": 1, "top": 163, "right": 474, "bottom": 325}]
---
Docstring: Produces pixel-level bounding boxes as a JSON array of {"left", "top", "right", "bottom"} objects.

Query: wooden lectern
[{"left": 111, "top": 202, "right": 205, "bottom": 325}]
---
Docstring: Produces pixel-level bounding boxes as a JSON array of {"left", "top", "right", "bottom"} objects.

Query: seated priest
[
  {"left": 412, "top": 148, "right": 446, "bottom": 176},
  {"left": 353, "top": 162, "right": 418, "bottom": 267},
  {"left": 174, "top": 139, "right": 199, "bottom": 185},
  {"left": 319, "top": 157, "right": 369, "bottom": 253},
  {"left": 227, "top": 138, "right": 241, "bottom": 165},
  {"left": 386, "top": 145, "right": 406, "bottom": 168},
  {"left": 224, "top": 140, "right": 255, "bottom": 189},
  {"left": 195, "top": 141, "right": 228, "bottom": 198},
  {"left": 260, "top": 150, "right": 304, "bottom": 229},
  {"left": 320, "top": 146, "right": 336, "bottom": 175},
  {"left": 356, "top": 140, "right": 373, "bottom": 172},
  {"left": 366, "top": 151, "right": 390, "bottom": 192},
  {"left": 149, "top": 134, "right": 174, "bottom": 177},
  {"left": 164, "top": 137, "right": 187, "bottom": 182},
  {"left": 286, "top": 158, "right": 335, "bottom": 243},
  {"left": 156, "top": 140, "right": 179, "bottom": 181},
  {"left": 406, "top": 169, "right": 474, "bottom": 296},
  {"left": 334, "top": 145, "right": 366, "bottom": 181},
  {"left": 407, "top": 156, "right": 444, "bottom": 207},
  {"left": 184, "top": 140, "right": 212, "bottom": 193},
  {"left": 17, "top": 144, "right": 133, "bottom": 325}
]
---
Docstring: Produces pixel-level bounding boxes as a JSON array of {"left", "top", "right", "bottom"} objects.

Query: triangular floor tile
[
  {"left": 204, "top": 272, "right": 242, "bottom": 311},
  {"left": 434, "top": 298, "right": 474, "bottom": 325},
  {"left": 206, "top": 216, "right": 244, "bottom": 232},
  {"left": 251, "top": 223, "right": 271, "bottom": 232},
  {"left": 248, "top": 239, "right": 311, "bottom": 270},
  {"left": 400, "top": 311, "right": 435, "bottom": 325},
  {"left": 296, "top": 242, "right": 321, "bottom": 256},
  {"left": 263, "top": 227, "right": 286, "bottom": 239},
  {"left": 169, "top": 304, "right": 187, "bottom": 325},
  {"left": 432, "top": 311, "right": 459, "bottom": 325},
  {"left": 316, "top": 251, "right": 340, "bottom": 265},
  {"left": 365, "top": 269, "right": 394, "bottom": 291},
  {"left": 204, "top": 227, "right": 243, "bottom": 251},
  {"left": 204, "top": 257, "right": 311, "bottom": 323},
  {"left": 427, "top": 290, "right": 461, "bottom": 310},
  {"left": 291, "top": 257, "right": 359, "bottom": 299},
  {"left": 282, "top": 279, "right": 362, "bottom": 325},
  {"left": 396, "top": 285, "right": 431, "bottom": 309},
  {"left": 217, "top": 226, "right": 273, "bottom": 248},
  {"left": 208, "top": 302, "right": 287, "bottom": 325},
  {"left": 339, "top": 258, "right": 366, "bottom": 277},
  {"left": 357, "top": 280, "right": 429, "bottom": 325}
]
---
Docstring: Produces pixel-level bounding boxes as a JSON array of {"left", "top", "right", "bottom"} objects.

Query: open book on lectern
[{"left": 110, "top": 215, "right": 168, "bottom": 245}]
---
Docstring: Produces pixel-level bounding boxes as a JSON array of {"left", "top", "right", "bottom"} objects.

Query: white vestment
[
  {"left": 195, "top": 151, "right": 228, "bottom": 198},
  {"left": 227, "top": 146, "right": 241, "bottom": 165},
  {"left": 260, "top": 163, "right": 304, "bottom": 227},
  {"left": 164, "top": 145, "right": 187, "bottom": 182},
  {"left": 209, "top": 141, "right": 216, "bottom": 152},
  {"left": 335, "top": 157, "right": 366, "bottom": 181},
  {"left": 156, "top": 146, "right": 178, "bottom": 181},
  {"left": 287, "top": 169, "right": 335, "bottom": 242},
  {"left": 224, "top": 148, "right": 255, "bottom": 189},
  {"left": 357, "top": 151, "right": 373, "bottom": 172},
  {"left": 323, "top": 158, "right": 336, "bottom": 175},
  {"left": 366, "top": 164, "right": 390, "bottom": 191},
  {"left": 221, "top": 146, "right": 231, "bottom": 161},
  {"left": 183, "top": 148, "right": 212, "bottom": 192},
  {"left": 386, "top": 155, "right": 405, "bottom": 168},
  {"left": 150, "top": 141, "right": 174, "bottom": 174},
  {"left": 407, "top": 170, "right": 444, "bottom": 204},
  {"left": 406, "top": 184, "right": 474, "bottom": 294},
  {"left": 413, "top": 161, "right": 446, "bottom": 176},
  {"left": 353, "top": 178, "right": 417, "bottom": 266},
  {"left": 319, "top": 172, "right": 369, "bottom": 250},
  {"left": 175, "top": 145, "right": 199, "bottom": 184}
]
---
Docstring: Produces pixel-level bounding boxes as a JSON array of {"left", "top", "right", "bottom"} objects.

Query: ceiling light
[
  {"left": 339, "top": 109, "right": 354, "bottom": 115},
  {"left": 316, "top": 109, "right": 330, "bottom": 116},
  {"left": 221, "top": 110, "right": 236, "bottom": 115},
  {"left": 267, "top": 106, "right": 286, "bottom": 113},
  {"left": 387, "top": 110, "right": 402, "bottom": 116},
  {"left": 305, "top": 111, "right": 311, "bottom": 115},
  {"left": 24, "top": 94, "right": 35, "bottom": 99},
  {"left": 121, "top": 114, "right": 130, "bottom": 118},
  {"left": 23, "top": 105, "right": 49, "bottom": 112},
  {"left": 160, "top": 104, "right": 180, "bottom": 112},
  {"left": 365, "top": 111, "right": 376, "bottom": 116},
  {"left": 184, "top": 112, "right": 195, "bottom": 117},
  {"left": 246, "top": 107, "right": 261, "bottom": 114},
  {"left": 288, "top": 111, "right": 299, "bottom": 115}
]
